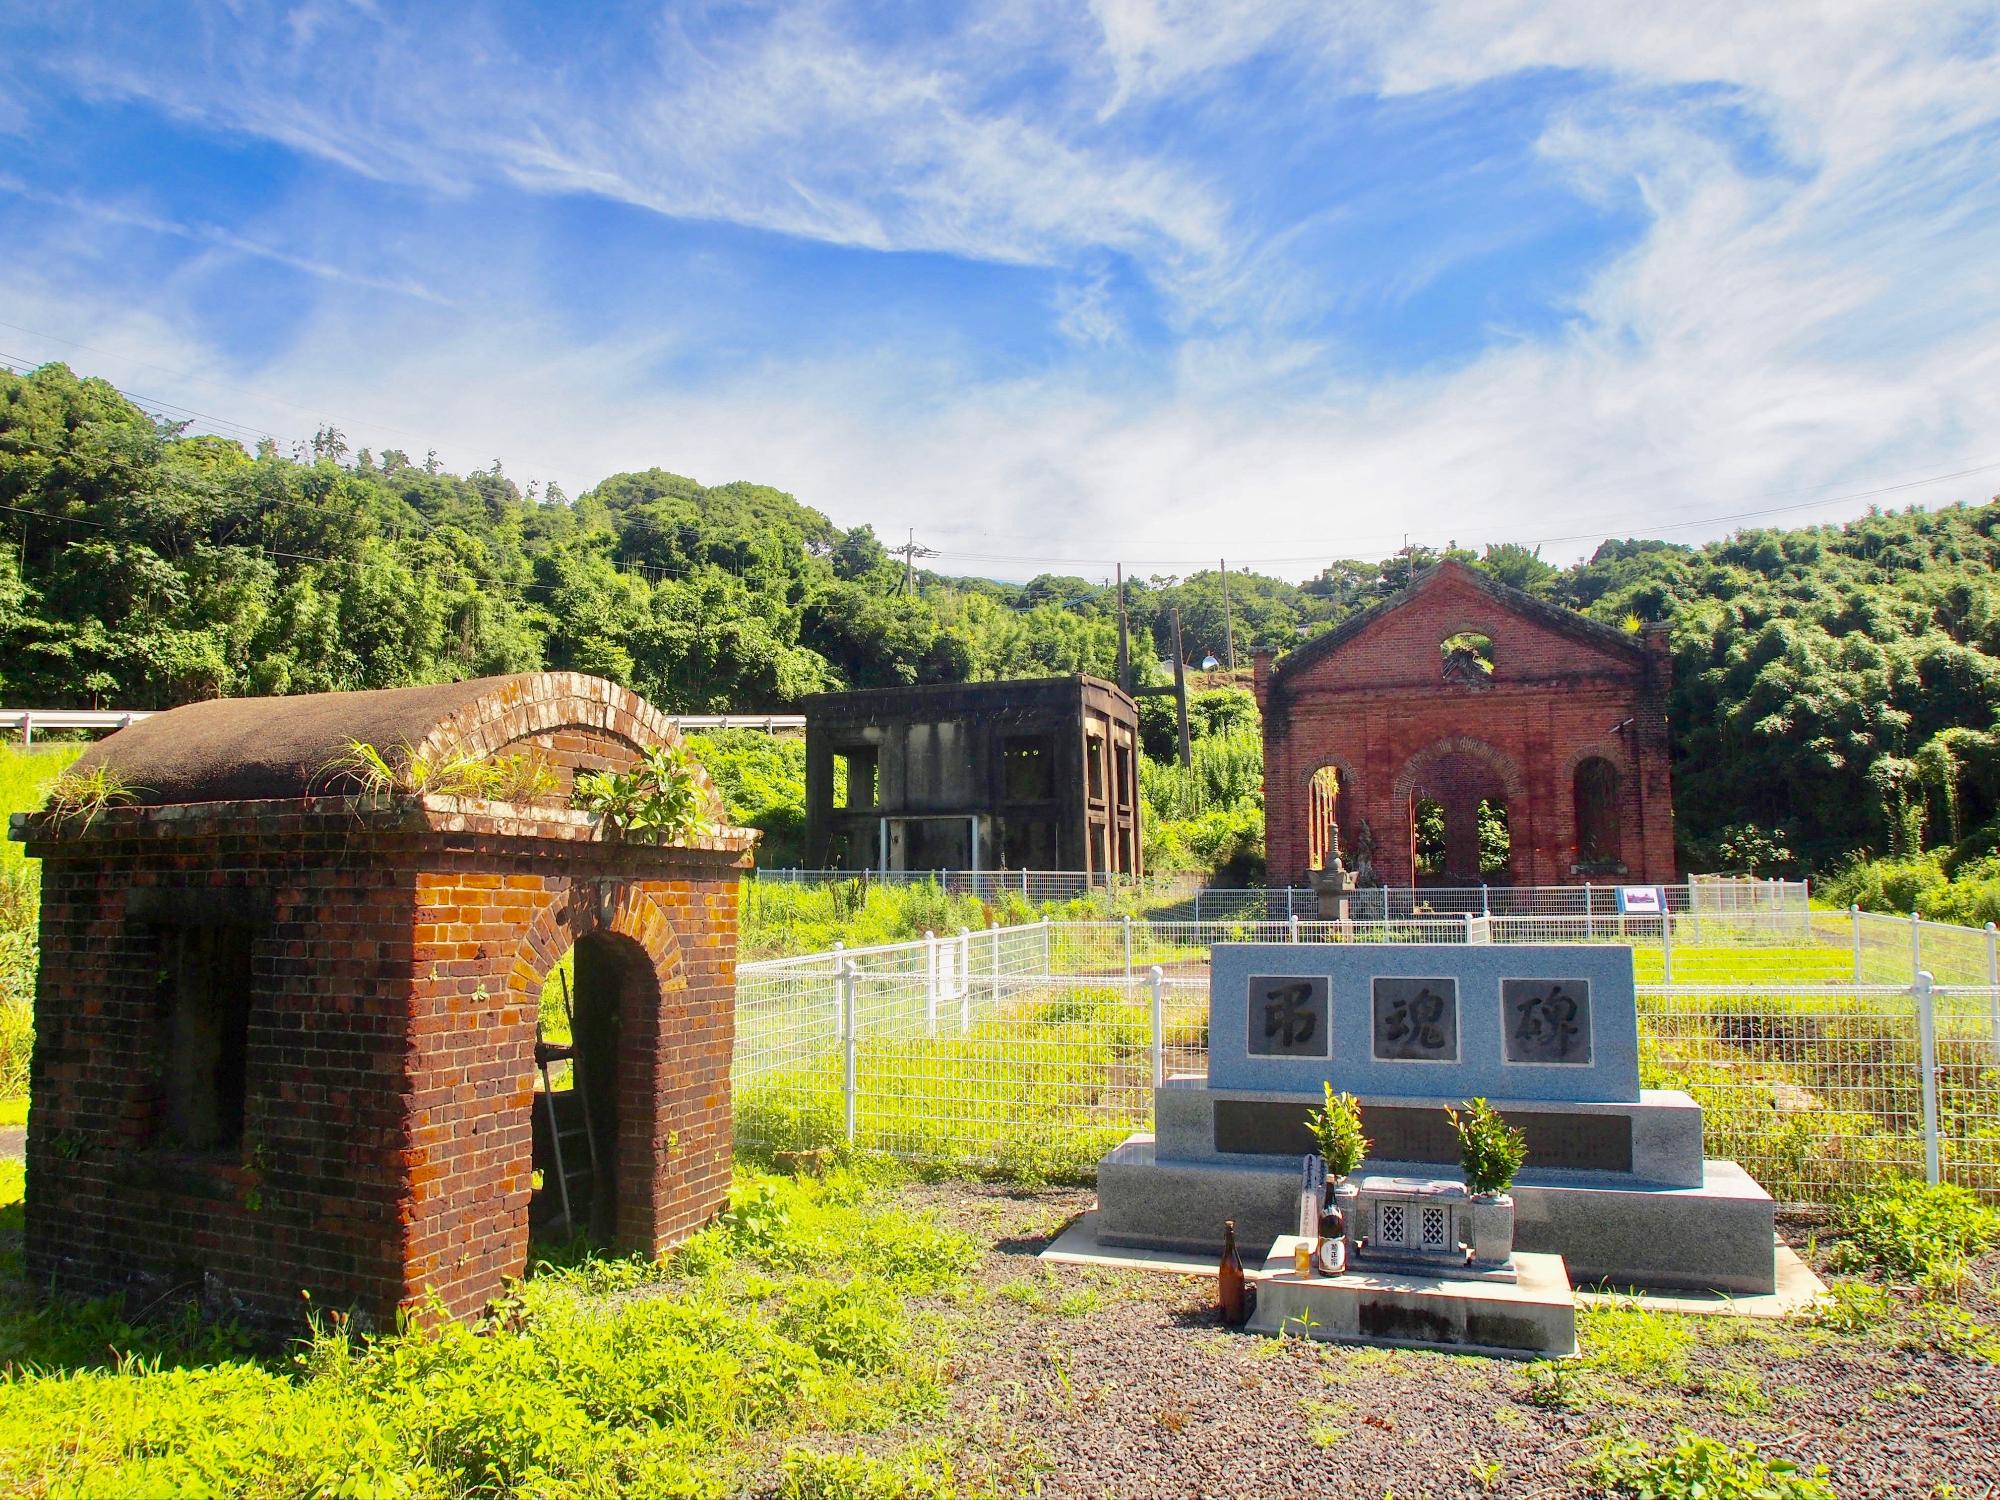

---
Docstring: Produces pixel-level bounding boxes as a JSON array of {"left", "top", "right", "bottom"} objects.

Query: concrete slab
[
  {"left": 1042, "top": 1210, "right": 1824, "bottom": 1321},
  {"left": 1245, "top": 1239, "right": 1576, "bottom": 1358}
]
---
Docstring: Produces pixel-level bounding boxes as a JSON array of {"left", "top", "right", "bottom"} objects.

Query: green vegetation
[
  {"left": 686, "top": 730, "right": 808, "bottom": 866},
  {"left": 572, "top": 741, "right": 715, "bottom": 845},
  {"left": 1304, "top": 1084, "right": 1368, "bottom": 1179},
  {"left": 1820, "top": 850, "right": 2000, "bottom": 925},
  {"left": 1825, "top": 1178, "right": 1998, "bottom": 1289},
  {"left": 736, "top": 987, "right": 1145, "bottom": 1186},
  {"left": 1448, "top": 1097, "right": 1529, "bottom": 1196},
  {"left": 324, "top": 738, "right": 563, "bottom": 802},
  {"left": 0, "top": 1165, "right": 995, "bottom": 1498},
  {"left": 0, "top": 746, "right": 79, "bottom": 1096},
  {"left": 12, "top": 360, "right": 2000, "bottom": 883},
  {"left": 1138, "top": 692, "right": 1265, "bottom": 879},
  {"left": 1592, "top": 1430, "right": 1834, "bottom": 1500}
]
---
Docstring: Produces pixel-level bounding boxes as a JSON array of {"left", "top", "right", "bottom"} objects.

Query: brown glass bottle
[{"left": 1217, "top": 1219, "right": 1248, "bottom": 1326}]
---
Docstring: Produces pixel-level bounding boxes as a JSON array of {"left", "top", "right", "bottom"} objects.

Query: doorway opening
[{"left": 530, "top": 931, "right": 641, "bottom": 1249}]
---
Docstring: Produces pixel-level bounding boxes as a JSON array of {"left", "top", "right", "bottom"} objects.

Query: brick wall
[
  {"left": 1258, "top": 564, "right": 1676, "bottom": 889},
  {"left": 14, "top": 671, "right": 754, "bottom": 1329}
]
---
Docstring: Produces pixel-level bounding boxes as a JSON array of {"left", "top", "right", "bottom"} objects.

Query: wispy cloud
[{"left": 1, "top": 1, "right": 1996, "bottom": 578}]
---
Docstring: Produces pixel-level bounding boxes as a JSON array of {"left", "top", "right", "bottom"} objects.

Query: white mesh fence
[{"left": 733, "top": 913, "right": 2000, "bottom": 1206}]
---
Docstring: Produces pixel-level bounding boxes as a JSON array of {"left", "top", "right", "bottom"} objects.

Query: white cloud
[{"left": 5, "top": 1, "right": 1999, "bottom": 580}]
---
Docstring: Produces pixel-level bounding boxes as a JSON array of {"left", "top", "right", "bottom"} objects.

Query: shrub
[
  {"left": 573, "top": 742, "right": 716, "bottom": 844},
  {"left": 1305, "top": 1084, "right": 1368, "bottom": 1179},
  {"left": 1828, "top": 1177, "right": 1999, "bottom": 1288},
  {"left": 1593, "top": 1430, "right": 1833, "bottom": 1499},
  {"left": 1448, "top": 1097, "right": 1527, "bottom": 1197}
]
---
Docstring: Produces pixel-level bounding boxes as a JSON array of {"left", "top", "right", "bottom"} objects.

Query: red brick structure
[
  {"left": 1255, "top": 562, "right": 1676, "bottom": 890},
  {"left": 10, "top": 673, "right": 755, "bottom": 1327}
]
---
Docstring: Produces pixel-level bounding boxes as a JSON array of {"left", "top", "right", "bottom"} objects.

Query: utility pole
[
  {"left": 1123, "top": 569, "right": 1191, "bottom": 768},
  {"left": 1220, "top": 558, "right": 1235, "bottom": 674},
  {"left": 1115, "top": 563, "right": 1130, "bottom": 690},
  {"left": 892, "top": 528, "right": 937, "bottom": 595}
]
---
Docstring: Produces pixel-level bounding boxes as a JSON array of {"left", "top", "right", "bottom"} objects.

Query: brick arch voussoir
[
  {"left": 509, "top": 880, "right": 688, "bottom": 1019},
  {"left": 1561, "top": 741, "right": 1633, "bottom": 782},
  {"left": 1391, "top": 736, "right": 1528, "bottom": 810},
  {"left": 410, "top": 672, "right": 726, "bottom": 821}
]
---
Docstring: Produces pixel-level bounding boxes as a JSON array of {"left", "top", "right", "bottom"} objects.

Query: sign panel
[{"left": 1616, "top": 886, "right": 1664, "bottom": 916}]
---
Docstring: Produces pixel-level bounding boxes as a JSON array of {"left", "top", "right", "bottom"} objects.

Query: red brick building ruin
[
  {"left": 10, "top": 673, "right": 755, "bottom": 1327},
  {"left": 1255, "top": 562, "right": 1676, "bottom": 890}
]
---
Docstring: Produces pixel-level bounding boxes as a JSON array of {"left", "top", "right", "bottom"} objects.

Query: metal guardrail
[{"left": 0, "top": 709, "right": 155, "bottom": 743}]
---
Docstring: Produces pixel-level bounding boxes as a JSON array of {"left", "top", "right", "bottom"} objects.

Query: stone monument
[{"left": 1095, "top": 942, "right": 1778, "bottom": 1300}]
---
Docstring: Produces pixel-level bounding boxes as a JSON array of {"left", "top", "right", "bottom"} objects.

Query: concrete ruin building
[
  {"left": 11, "top": 673, "right": 756, "bottom": 1327},
  {"left": 1255, "top": 561, "right": 1677, "bottom": 890},
  {"left": 802, "top": 675, "right": 1141, "bottom": 878}
]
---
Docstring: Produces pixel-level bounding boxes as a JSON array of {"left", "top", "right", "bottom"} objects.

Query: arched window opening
[
  {"left": 1477, "top": 799, "right": 1511, "bottom": 877},
  {"left": 1307, "top": 765, "right": 1349, "bottom": 872},
  {"left": 1440, "top": 632, "right": 1495, "bottom": 686},
  {"left": 530, "top": 933, "right": 632, "bottom": 1249},
  {"left": 1574, "top": 757, "right": 1622, "bottom": 869},
  {"left": 1412, "top": 797, "right": 1447, "bottom": 878}
]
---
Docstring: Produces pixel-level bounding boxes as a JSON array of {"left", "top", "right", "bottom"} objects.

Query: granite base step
[
  {"left": 1244, "top": 1239, "right": 1576, "bottom": 1358},
  {"left": 1096, "top": 1133, "right": 1778, "bottom": 1294}
]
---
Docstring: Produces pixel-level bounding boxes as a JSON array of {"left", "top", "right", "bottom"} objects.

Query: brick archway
[
  {"left": 1391, "top": 736, "right": 1526, "bottom": 809},
  {"left": 1301, "top": 760, "right": 1361, "bottom": 873},
  {"left": 1393, "top": 737, "right": 1525, "bottom": 886},
  {"left": 509, "top": 881, "right": 695, "bottom": 1256}
]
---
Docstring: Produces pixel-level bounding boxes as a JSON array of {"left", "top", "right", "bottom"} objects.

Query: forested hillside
[{"left": 4, "top": 360, "right": 1999, "bottom": 876}]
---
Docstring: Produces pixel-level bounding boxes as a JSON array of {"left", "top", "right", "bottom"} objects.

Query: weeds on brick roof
[{"left": 40, "top": 763, "right": 139, "bottom": 831}]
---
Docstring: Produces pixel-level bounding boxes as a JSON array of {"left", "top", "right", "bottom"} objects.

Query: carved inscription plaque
[
  {"left": 1371, "top": 976, "right": 1459, "bottom": 1063},
  {"left": 1502, "top": 978, "right": 1593, "bottom": 1066},
  {"left": 1247, "top": 974, "right": 1331, "bottom": 1059}
]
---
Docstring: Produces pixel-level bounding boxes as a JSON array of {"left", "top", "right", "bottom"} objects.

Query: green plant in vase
[
  {"left": 1448, "top": 1097, "right": 1527, "bottom": 1198},
  {"left": 1304, "top": 1083, "right": 1368, "bottom": 1181}
]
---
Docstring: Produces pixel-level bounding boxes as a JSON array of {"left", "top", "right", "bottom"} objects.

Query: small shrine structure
[
  {"left": 1255, "top": 560, "right": 1677, "bottom": 889},
  {"left": 10, "top": 672, "right": 756, "bottom": 1327}
]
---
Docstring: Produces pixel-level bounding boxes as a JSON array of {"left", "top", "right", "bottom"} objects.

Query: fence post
[
  {"left": 1851, "top": 905, "right": 1863, "bottom": 983},
  {"left": 1122, "top": 915, "right": 1134, "bottom": 984},
  {"left": 830, "top": 941, "right": 844, "bottom": 1037},
  {"left": 924, "top": 929, "right": 939, "bottom": 1037},
  {"left": 1481, "top": 883, "right": 1490, "bottom": 917},
  {"left": 1987, "top": 923, "right": 1999, "bottom": 1055},
  {"left": 958, "top": 926, "right": 972, "bottom": 1033},
  {"left": 1911, "top": 909, "right": 1922, "bottom": 986},
  {"left": 1915, "top": 970, "right": 1940, "bottom": 1186},
  {"left": 1149, "top": 965, "right": 1166, "bottom": 1090},
  {"left": 1660, "top": 908, "right": 1674, "bottom": 984},
  {"left": 1041, "top": 916, "right": 1052, "bottom": 976},
  {"left": 1288, "top": 912, "right": 1300, "bottom": 945},
  {"left": 841, "top": 961, "right": 858, "bottom": 1146},
  {"left": 989, "top": 919, "right": 1001, "bottom": 1011},
  {"left": 1584, "top": 882, "right": 1594, "bottom": 938}
]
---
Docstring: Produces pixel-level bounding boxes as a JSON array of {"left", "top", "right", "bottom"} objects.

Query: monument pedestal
[{"left": 1246, "top": 1238, "right": 1576, "bottom": 1358}]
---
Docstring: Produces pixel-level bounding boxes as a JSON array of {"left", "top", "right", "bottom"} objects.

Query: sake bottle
[{"left": 1217, "top": 1219, "right": 1248, "bottom": 1326}]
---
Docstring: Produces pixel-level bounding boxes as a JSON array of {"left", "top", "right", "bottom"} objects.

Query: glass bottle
[
  {"left": 1314, "top": 1201, "right": 1346, "bottom": 1276},
  {"left": 1217, "top": 1219, "right": 1248, "bottom": 1326}
]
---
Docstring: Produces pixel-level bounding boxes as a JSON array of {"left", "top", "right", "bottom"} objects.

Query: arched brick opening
[
  {"left": 1303, "top": 762, "right": 1360, "bottom": 872},
  {"left": 509, "top": 882, "right": 693, "bottom": 1265},
  {"left": 1394, "top": 738, "right": 1525, "bottom": 887}
]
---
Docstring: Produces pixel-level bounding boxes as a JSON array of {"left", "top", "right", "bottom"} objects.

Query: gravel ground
[{"left": 891, "top": 1181, "right": 2000, "bottom": 1499}]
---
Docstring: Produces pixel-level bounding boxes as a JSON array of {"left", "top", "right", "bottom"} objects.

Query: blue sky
[{"left": 2, "top": 1, "right": 1998, "bottom": 578}]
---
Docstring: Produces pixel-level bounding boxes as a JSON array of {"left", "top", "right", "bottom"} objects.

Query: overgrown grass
[
  {"left": 738, "top": 986, "right": 1146, "bottom": 1186},
  {"left": 0, "top": 745, "right": 83, "bottom": 1099},
  {"left": 0, "top": 1164, "right": 993, "bottom": 1498}
]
